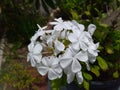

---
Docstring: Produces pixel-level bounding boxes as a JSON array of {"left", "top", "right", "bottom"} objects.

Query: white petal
[
  {"left": 60, "top": 58, "right": 72, "bottom": 68},
  {"left": 49, "top": 22, "right": 58, "bottom": 25},
  {"left": 72, "top": 59, "right": 81, "bottom": 73},
  {"left": 42, "top": 26, "right": 47, "bottom": 29},
  {"left": 28, "top": 42, "right": 34, "bottom": 52},
  {"left": 76, "top": 71, "right": 83, "bottom": 84},
  {"left": 54, "top": 25, "right": 63, "bottom": 31},
  {"left": 37, "top": 24, "right": 47, "bottom": 30},
  {"left": 47, "top": 38, "right": 53, "bottom": 48},
  {"left": 53, "top": 66, "right": 62, "bottom": 74},
  {"left": 27, "top": 53, "right": 37, "bottom": 67},
  {"left": 88, "top": 53, "right": 97, "bottom": 63},
  {"left": 80, "top": 42, "right": 88, "bottom": 51},
  {"left": 55, "top": 17, "right": 63, "bottom": 22},
  {"left": 33, "top": 43, "right": 42, "bottom": 54},
  {"left": 63, "top": 48, "right": 73, "bottom": 57},
  {"left": 64, "top": 65, "right": 72, "bottom": 74},
  {"left": 37, "top": 24, "right": 41, "bottom": 29},
  {"left": 30, "top": 34, "right": 39, "bottom": 41},
  {"left": 37, "top": 66, "right": 48, "bottom": 76},
  {"left": 37, "top": 30, "right": 45, "bottom": 36},
  {"left": 68, "top": 33, "right": 78, "bottom": 43},
  {"left": 88, "top": 24, "right": 96, "bottom": 35},
  {"left": 54, "top": 48, "right": 60, "bottom": 55},
  {"left": 71, "top": 26, "right": 78, "bottom": 33},
  {"left": 48, "top": 69, "right": 58, "bottom": 80},
  {"left": 60, "top": 30, "right": 66, "bottom": 39},
  {"left": 78, "top": 24, "right": 85, "bottom": 31},
  {"left": 54, "top": 40, "right": 65, "bottom": 51},
  {"left": 72, "top": 20, "right": 85, "bottom": 31},
  {"left": 89, "top": 42, "right": 99, "bottom": 50},
  {"left": 33, "top": 55, "right": 42, "bottom": 63},
  {"left": 67, "top": 73, "right": 75, "bottom": 84},
  {"left": 72, "top": 20, "right": 80, "bottom": 27},
  {"left": 84, "top": 31, "right": 91, "bottom": 39},
  {"left": 63, "top": 21, "right": 72, "bottom": 30},
  {"left": 52, "top": 29, "right": 60, "bottom": 36},
  {"left": 30, "top": 57, "right": 36, "bottom": 67},
  {"left": 96, "top": 42, "right": 99, "bottom": 48},
  {"left": 42, "top": 57, "right": 52, "bottom": 66},
  {"left": 52, "top": 57, "right": 59, "bottom": 66},
  {"left": 71, "top": 42, "right": 80, "bottom": 51},
  {"left": 88, "top": 49, "right": 98, "bottom": 56},
  {"left": 76, "top": 51, "right": 88, "bottom": 62}
]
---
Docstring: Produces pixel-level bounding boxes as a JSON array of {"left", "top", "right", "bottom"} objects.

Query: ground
[{"left": 0, "top": 39, "right": 48, "bottom": 90}]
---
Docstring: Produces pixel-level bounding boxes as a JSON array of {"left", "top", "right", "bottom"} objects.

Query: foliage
[
  {"left": 0, "top": 59, "right": 46, "bottom": 90},
  {"left": 6, "top": 13, "right": 46, "bottom": 44},
  {"left": 81, "top": 15, "right": 120, "bottom": 90},
  {"left": 1, "top": 0, "right": 49, "bottom": 44},
  {"left": 93, "top": 22, "right": 120, "bottom": 79},
  {"left": 55, "top": 0, "right": 120, "bottom": 21}
]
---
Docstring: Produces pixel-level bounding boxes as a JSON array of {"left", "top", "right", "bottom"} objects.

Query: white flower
[
  {"left": 47, "top": 30, "right": 60, "bottom": 47},
  {"left": 68, "top": 21, "right": 91, "bottom": 51},
  {"left": 88, "top": 24, "right": 96, "bottom": 36},
  {"left": 87, "top": 42, "right": 99, "bottom": 63},
  {"left": 88, "top": 42, "right": 99, "bottom": 56},
  {"left": 76, "top": 51, "right": 88, "bottom": 62},
  {"left": 76, "top": 71, "right": 83, "bottom": 84},
  {"left": 46, "top": 31, "right": 65, "bottom": 55},
  {"left": 72, "top": 20, "right": 85, "bottom": 32},
  {"left": 60, "top": 47, "right": 90, "bottom": 71},
  {"left": 49, "top": 17, "right": 64, "bottom": 31},
  {"left": 27, "top": 42, "right": 43, "bottom": 67},
  {"left": 63, "top": 21, "right": 73, "bottom": 30},
  {"left": 37, "top": 56, "right": 62, "bottom": 80},
  {"left": 27, "top": 17, "right": 99, "bottom": 85},
  {"left": 50, "top": 18, "right": 73, "bottom": 31},
  {"left": 30, "top": 24, "right": 47, "bottom": 42},
  {"left": 60, "top": 48, "right": 82, "bottom": 73},
  {"left": 68, "top": 30, "right": 89, "bottom": 51},
  {"left": 64, "top": 65, "right": 83, "bottom": 84},
  {"left": 54, "top": 39, "right": 65, "bottom": 55}
]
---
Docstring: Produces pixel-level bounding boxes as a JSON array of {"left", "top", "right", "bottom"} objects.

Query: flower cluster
[{"left": 27, "top": 18, "right": 99, "bottom": 84}]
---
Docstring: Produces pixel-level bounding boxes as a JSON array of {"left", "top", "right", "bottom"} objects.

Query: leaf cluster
[{"left": 0, "top": 60, "right": 46, "bottom": 90}]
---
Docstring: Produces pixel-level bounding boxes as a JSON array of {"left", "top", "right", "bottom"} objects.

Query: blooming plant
[{"left": 27, "top": 17, "right": 99, "bottom": 88}]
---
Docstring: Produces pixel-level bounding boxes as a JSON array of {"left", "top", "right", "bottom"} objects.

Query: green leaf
[
  {"left": 97, "top": 56, "right": 108, "bottom": 71},
  {"left": 106, "top": 46, "right": 114, "bottom": 54},
  {"left": 71, "top": 10, "right": 79, "bottom": 20},
  {"left": 51, "top": 79, "right": 62, "bottom": 90},
  {"left": 98, "top": 45, "right": 104, "bottom": 50},
  {"left": 91, "top": 66, "right": 100, "bottom": 77},
  {"left": 85, "top": 11, "right": 91, "bottom": 16},
  {"left": 113, "top": 71, "right": 119, "bottom": 78},
  {"left": 51, "top": 74, "right": 67, "bottom": 90},
  {"left": 83, "top": 79, "right": 89, "bottom": 90},
  {"left": 83, "top": 72, "right": 93, "bottom": 81}
]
